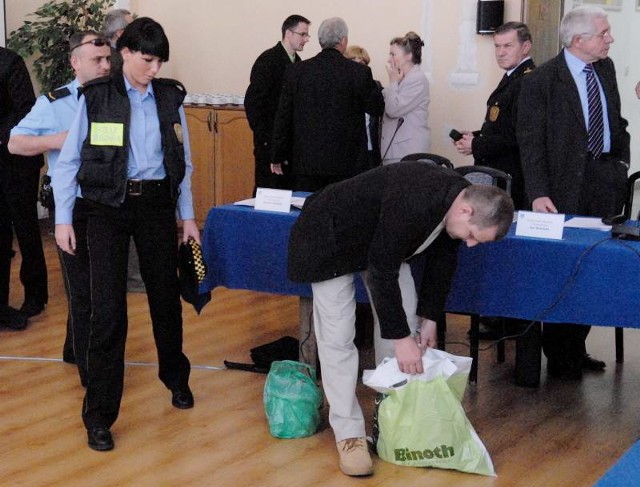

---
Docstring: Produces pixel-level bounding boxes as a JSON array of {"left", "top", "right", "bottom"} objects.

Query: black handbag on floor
[{"left": 225, "top": 336, "right": 299, "bottom": 374}]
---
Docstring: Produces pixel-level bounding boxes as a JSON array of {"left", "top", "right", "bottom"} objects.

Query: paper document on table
[
  {"left": 564, "top": 217, "right": 611, "bottom": 231},
  {"left": 233, "top": 197, "right": 306, "bottom": 209}
]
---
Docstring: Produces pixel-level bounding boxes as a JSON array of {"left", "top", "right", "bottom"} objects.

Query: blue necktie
[{"left": 584, "top": 63, "right": 604, "bottom": 159}]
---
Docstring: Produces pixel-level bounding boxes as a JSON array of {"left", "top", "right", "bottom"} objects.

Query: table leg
[
  {"left": 515, "top": 321, "right": 542, "bottom": 387},
  {"left": 298, "top": 297, "right": 318, "bottom": 378}
]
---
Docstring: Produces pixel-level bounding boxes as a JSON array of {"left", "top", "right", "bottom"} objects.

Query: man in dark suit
[
  {"left": 272, "top": 17, "right": 384, "bottom": 192},
  {"left": 288, "top": 163, "right": 514, "bottom": 476},
  {"left": 454, "top": 21, "right": 534, "bottom": 211},
  {"left": 245, "top": 14, "right": 311, "bottom": 193},
  {"left": 0, "top": 47, "right": 47, "bottom": 327},
  {"left": 517, "top": 6, "right": 629, "bottom": 380}
]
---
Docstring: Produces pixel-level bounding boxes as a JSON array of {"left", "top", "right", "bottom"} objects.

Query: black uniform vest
[{"left": 78, "top": 73, "right": 186, "bottom": 207}]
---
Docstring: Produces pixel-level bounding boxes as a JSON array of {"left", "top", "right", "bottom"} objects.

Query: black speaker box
[{"left": 477, "top": 0, "right": 504, "bottom": 35}]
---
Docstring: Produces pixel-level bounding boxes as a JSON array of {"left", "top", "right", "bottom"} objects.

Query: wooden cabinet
[{"left": 185, "top": 106, "right": 254, "bottom": 226}]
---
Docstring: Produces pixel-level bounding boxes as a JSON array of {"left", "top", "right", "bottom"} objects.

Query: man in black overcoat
[
  {"left": 271, "top": 17, "right": 384, "bottom": 192},
  {"left": 288, "top": 163, "right": 514, "bottom": 476},
  {"left": 245, "top": 14, "right": 311, "bottom": 193},
  {"left": 454, "top": 21, "right": 534, "bottom": 211},
  {"left": 0, "top": 47, "right": 47, "bottom": 327},
  {"left": 517, "top": 6, "right": 629, "bottom": 380}
]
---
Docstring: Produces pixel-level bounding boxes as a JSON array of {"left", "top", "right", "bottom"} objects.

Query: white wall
[{"left": 6, "top": 0, "right": 524, "bottom": 163}]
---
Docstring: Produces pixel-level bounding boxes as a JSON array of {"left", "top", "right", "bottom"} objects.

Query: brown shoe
[{"left": 337, "top": 437, "right": 373, "bottom": 476}]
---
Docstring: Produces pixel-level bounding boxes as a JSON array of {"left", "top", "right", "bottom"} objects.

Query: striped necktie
[{"left": 584, "top": 63, "right": 604, "bottom": 159}]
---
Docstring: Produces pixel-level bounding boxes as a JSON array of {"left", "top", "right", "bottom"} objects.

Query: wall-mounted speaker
[{"left": 477, "top": 0, "right": 504, "bottom": 35}]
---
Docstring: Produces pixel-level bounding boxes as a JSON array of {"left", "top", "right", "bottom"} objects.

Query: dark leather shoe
[
  {"left": 20, "top": 299, "right": 45, "bottom": 318},
  {"left": 548, "top": 360, "right": 582, "bottom": 380},
  {"left": 0, "top": 305, "right": 28, "bottom": 330},
  {"left": 172, "top": 387, "right": 194, "bottom": 409},
  {"left": 87, "top": 427, "right": 114, "bottom": 451},
  {"left": 582, "top": 354, "right": 606, "bottom": 371}
]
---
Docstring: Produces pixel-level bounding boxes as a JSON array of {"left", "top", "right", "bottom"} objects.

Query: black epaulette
[
  {"left": 155, "top": 78, "right": 186, "bottom": 94},
  {"left": 45, "top": 87, "right": 72, "bottom": 102}
]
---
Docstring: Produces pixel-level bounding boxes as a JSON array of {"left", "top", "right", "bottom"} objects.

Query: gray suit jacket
[
  {"left": 517, "top": 50, "right": 629, "bottom": 213},
  {"left": 288, "top": 162, "right": 469, "bottom": 339}
]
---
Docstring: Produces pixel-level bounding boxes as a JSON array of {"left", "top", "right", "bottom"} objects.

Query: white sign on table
[{"left": 515, "top": 211, "right": 564, "bottom": 240}]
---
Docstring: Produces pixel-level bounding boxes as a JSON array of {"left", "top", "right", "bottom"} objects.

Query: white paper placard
[
  {"left": 254, "top": 188, "right": 292, "bottom": 213},
  {"left": 515, "top": 211, "right": 564, "bottom": 240}
]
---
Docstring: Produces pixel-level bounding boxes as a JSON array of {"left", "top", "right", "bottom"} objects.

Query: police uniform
[
  {"left": 471, "top": 58, "right": 535, "bottom": 210},
  {"left": 52, "top": 72, "right": 194, "bottom": 430},
  {"left": 11, "top": 79, "right": 89, "bottom": 383}
]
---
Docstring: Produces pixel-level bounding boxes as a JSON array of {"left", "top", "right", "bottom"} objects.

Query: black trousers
[
  {"left": 0, "top": 155, "right": 47, "bottom": 306},
  {"left": 543, "top": 154, "right": 628, "bottom": 366},
  {"left": 58, "top": 199, "right": 90, "bottom": 385},
  {"left": 81, "top": 184, "right": 190, "bottom": 429}
]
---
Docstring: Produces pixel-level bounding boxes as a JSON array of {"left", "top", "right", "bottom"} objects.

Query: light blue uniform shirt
[
  {"left": 53, "top": 75, "right": 194, "bottom": 225},
  {"left": 564, "top": 49, "right": 611, "bottom": 153},
  {"left": 10, "top": 78, "right": 81, "bottom": 175}
]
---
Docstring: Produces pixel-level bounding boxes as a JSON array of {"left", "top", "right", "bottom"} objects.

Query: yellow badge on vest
[
  {"left": 174, "top": 123, "right": 184, "bottom": 144},
  {"left": 90, "top": 122, "right": 124, "bottom": 146}
]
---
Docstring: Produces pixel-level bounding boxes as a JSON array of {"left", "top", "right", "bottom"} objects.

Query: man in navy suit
[
  {"left": 245, "top": 14, "right": 310, "bottom": 193},
  {"left": 272, "top": 17, "right": 384, "bottom": 192},
  {"left": 517, "top": 6, "right": 629, "bottom": 380}
]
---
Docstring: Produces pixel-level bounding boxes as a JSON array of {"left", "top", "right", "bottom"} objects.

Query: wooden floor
[{"left": 0, "top": 230, "right": 639, "bottom": 486}]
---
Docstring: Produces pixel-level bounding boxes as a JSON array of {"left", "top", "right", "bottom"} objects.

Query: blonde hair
[{"left": 344, "top": 45, "right": 370, "bottom": 65}]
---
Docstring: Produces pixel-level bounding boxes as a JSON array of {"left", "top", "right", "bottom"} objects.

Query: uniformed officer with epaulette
[
  {"left": 453, "top": 21, "right": 535, "bottom": 211},
  {"left": 53, "top": 17, "right": 199, "bottom": 452},
  {"left": 9, "top": 30, "right": 111, "bottom": 387}
]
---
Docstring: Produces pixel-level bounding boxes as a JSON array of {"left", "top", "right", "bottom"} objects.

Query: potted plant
[{"left": 7, "top": 0, "right": 115, "bottom": 93}]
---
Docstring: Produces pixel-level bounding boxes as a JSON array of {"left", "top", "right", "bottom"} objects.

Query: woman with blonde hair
[{"left": 380, "top": 31, "right": 430, "bottom": 162}]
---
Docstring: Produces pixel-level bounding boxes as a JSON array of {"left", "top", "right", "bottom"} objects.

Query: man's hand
[
  {"left": 532, "top": 196, "right": 558, "bottom": 213},
  {"left": 394, "top": 335, "right": 424, "bottom": 374},
  {"left": 417, "top": 318, "right": 437, "bottom": 350},
  {"left": 55, "top": 224, "right": 76, "bottom": 255},
  {"left": 454, "top": 132, "right": 474, "bottom": 156},
  {"left": 270, "top": 163, "right": 283, "bottom": 175},
  {"left": 181, "top": 219, "right": 200, "bottom": 244}
]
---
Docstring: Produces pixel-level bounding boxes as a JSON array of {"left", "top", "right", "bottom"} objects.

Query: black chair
[
  {"left": 400, "top": 153, "right": 454, "bottom": 170},
  {"left": 623, "top": 170, "right": 640, "bottom": 220},
  {"left": 454, "top": 164, "right": 512, "bottom": 196},
  {"left": 609, "top": 171, "right": 640, "bottom": 364}
]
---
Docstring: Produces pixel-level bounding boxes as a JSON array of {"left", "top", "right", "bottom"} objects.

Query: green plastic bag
[
  {"left": 263, "top": 360, "right": 323, "bottom": 438},
  {"left": 372, "top": 377, "right": 496, "bottom": 476}
]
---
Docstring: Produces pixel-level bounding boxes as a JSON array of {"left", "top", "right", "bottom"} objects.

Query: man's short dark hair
[
  {"left": 464, "top": 185, "right": 515, "bottom": 240},
  {"left": 494, "top": 21, "right": 532, "bottom": 45},
  {"left": 117, "top": 17, "right": 169, "bottom": 62},
  {"left": 281, "top": 14, "right": 311, "bottom": 39},
  {"left": 68, "top": 30, "right": 103, "bottom": 56}
]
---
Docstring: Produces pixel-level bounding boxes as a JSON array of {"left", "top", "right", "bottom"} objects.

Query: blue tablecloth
[
  {"left": 446, "top": 225, "right": 640, "bottom": 328},
  {"left": 203, "top": 205, "right": 640, "bottom": 329},
  {"left": 201, "top": 202, "right": 369, "bottom": 301},
  {"left": 596, "top": 440, "right": 640, "bottom": 486}
]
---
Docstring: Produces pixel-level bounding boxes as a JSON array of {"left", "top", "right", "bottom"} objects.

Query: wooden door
[{"left": 213, "top": 108, "right": 255, "bottom": 206}]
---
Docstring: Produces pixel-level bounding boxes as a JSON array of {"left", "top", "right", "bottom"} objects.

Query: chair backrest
[
  {"left": 400, "top": 152, "right": 454, "bottom": 170},
  {"left": 454, "top": 165, "right": 512, "bottom": 195},
  {"left": 625, "top": 171, "right": 640, "bottom": 220}
]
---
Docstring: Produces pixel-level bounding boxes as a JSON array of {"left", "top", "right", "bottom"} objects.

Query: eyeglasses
[
  {"left": 70, "top": 37, "right": 109, "bottom": 53},
  {"left": 290, "top": 30, "right": 311, "bottom": 39}
]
